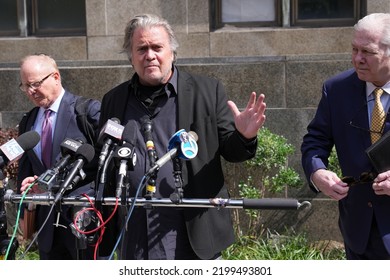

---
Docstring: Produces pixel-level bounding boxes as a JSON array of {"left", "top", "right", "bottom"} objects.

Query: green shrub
[{"left": 233, "top": 127, "right": 302, "bottom": 238}]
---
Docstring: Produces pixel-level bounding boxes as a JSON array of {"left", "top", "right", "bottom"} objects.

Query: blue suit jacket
[
  {"left": 301, "top": 68, "right": 390, "bottom": 254},
  {"left": 17, "top": 90, "right": 101, "bottom": 253}
]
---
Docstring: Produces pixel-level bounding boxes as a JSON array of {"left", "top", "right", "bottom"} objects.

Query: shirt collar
[
  {"left": 366, "top": 81, "right": 390, "bottom": 97},
  {"left": 129, "top": 65, "right": 178, "bottom": 96}
]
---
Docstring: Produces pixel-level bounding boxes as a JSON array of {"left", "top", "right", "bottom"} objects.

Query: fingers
[
  {"left": 312, "top": 169, "right": 350, "bottom": 200},
  {"left": 246, "top": 92, "right": 266, "bottom": 111},
  {"left": 373, "top": 180, "right": 390, "bottom": 196},
  {"left": 21, "top": 175, "right": 38, "bottom": 193},
  {"left": 374, "top": 171, "right": 390, "bottom": 183},
  {"left": 254, "top": 93, "right": 266, "bottom": 110},
  {"left": 245, "top": 92, "right": 257, "bottom": 110}
]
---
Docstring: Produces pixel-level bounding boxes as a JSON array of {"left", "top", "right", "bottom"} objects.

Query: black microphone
[
  {"left": 0, "top": 131, "right": 40, "bottom": 169},
  {"left": 56, "top": 138, "right": 84, "bottom": 169},
  {"left": 55, "top": 143, "right": 95, "bottom": 202},
  {"left": 97, "top": 118, "right": 124, "bottom": 169},
  {"left": 146, "top": 130, "right": 198, "bottom": 176},
  {"left": 141, "top": 117, "right": 157, "bottom": 167},
  {"left": 114, "top": 120, "right": 137, "bottom": 198},
  {"left": 141, "top": 117, "right": 158, "bottom": 198},
  {"left": 36, "top": 138, "right": 85, "bottom": 192}
]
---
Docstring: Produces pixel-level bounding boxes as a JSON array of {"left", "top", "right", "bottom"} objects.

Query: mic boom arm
[{"left": 4, "top": 191, "right": 311, "bottom": 210}]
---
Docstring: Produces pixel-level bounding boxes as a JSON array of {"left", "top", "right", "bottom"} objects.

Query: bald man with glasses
[{"left": 17, "top": 54, "right": 101, "bottom": 260}]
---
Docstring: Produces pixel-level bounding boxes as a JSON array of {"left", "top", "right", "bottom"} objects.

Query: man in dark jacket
[
  {"left": 18, "top": 54, "right": 101, "bottom": 259},
  {"left": 98, "top": 14, "right": 266, "bottom": 260}
]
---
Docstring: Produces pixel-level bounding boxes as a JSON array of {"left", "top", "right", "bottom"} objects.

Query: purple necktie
[{"left": 41, "top": 109, "right": 53, "bottom": 169}]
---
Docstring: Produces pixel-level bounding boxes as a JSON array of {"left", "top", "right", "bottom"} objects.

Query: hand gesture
[{"left": 227, "top": 92, "right": 266, "bottom": 139}]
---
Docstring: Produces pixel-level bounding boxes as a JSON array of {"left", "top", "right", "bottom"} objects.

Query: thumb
[{"left": 227, "top": 100, "right": 240, "bottom": 118}]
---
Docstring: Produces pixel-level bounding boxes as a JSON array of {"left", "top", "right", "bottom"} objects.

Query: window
[
  {"left": 215, "top": 0, "right": 281, "bottom": 28},
  {"left": 0, "top": 0, "right": 19, "bottom": 36},
  {"left": 0, "top": 0, "right": 86, "bottom": 37},
  {"left": 292, "top": 0, "right": 363, "bottom": 27},
  {"left": 213, "top": 0, "right": 365, "bottom": 29}
]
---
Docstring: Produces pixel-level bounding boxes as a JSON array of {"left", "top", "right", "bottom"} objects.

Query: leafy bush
[
  {"left": 328, "top": 147, "right": 342, "bottom": 177},
  {"left": 226, "top": 128, "right": 346, "bottom": 259},
  {"left": 233, "top": 127, "right": 302, "bottom": 238}
]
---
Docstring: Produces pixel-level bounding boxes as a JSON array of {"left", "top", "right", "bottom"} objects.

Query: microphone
[
  {"left": 0, "top": 131, "right": 40, "bottom": 169},
  {"left": 114, "top": 120, "right": 137, "bottom": 198},
  {"left": 97, "top": 118, "right": 124, "bottom": 169},
  {"left": 141, "top": 117, "right": 158, "bottom": 198},
  {"left": 55, "top": 143, "right": 95, "bottom": 202},
  {"left": 146, "top": 129, "right": 198, "bottom": 176},
  {"left": 56, "top": 138, "right": 84, "bottom": 169},
  {"left": 95, "top": 118, "right": 124, "bottom": 208},
  {"left": 36, "top": 138, "right": 85, "bottom": 192},
  {"left": 141, "top": 117, "right": 157, "bottom": 167}
]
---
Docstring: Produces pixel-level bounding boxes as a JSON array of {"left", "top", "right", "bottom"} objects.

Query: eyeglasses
[
  {"left": 349, "top": 98, "right": 389, "bottom": 135},
  {"left": 19, "top": 72, "right": 54, "bottom": 92},
  {"left": 341, "top": 171, "right": 377, "bottom": 186}
]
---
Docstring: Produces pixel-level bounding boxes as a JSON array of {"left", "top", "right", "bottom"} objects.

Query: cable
[
  {"left": 5, "top": 179, "right": 46, "bottom": 260},
  {"left": 71, "top": 193, "right": 119, "bottom": 260},
  {"left": 108, "top": 174, "right": 148, "bottom": 260}
]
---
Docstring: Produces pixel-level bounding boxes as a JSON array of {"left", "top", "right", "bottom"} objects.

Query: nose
[
  {"left": 353, "top": 50, "right": 365, "bottom": 64},
  {"left": 25, "top": 86, "right": 37, "bottom": 94},
  {"left": 145, "top": 49, "right": 156, "bottom": 60}
]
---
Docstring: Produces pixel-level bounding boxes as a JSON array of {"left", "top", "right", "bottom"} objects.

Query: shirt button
[{"left": 367, "top": 202, "right": 373, "bottom": 207}]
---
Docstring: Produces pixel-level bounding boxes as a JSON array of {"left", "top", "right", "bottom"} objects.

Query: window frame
[
  {"left": 214, "top": 0, "right": 282, "bottom": 29},
  {"left": 0, "top": 0, "right": 86, "bottom": 37},
  {"left": 212, "top": 0, "right": 366, "bottom": 30},
  {"left": 291, "top": 0, "right": 365, "bottom": 27},
  {"left": 30, "top": 0, "right": 86, "bottom": 36}
]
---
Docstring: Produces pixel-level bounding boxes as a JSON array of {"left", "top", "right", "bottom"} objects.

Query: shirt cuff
[{"left": 310, "top": 174, "right": 321, "bottom": 192}]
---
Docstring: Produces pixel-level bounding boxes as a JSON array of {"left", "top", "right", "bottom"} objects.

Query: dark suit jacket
[
  {"left": 99, "top": 67, "right": 257, "bottom": 259},
  {"left": 17, "top": 90, "right": 101, "bottom": 253},
  {"left": 301, "top": 68, "right": 390, "bottom": 254}
]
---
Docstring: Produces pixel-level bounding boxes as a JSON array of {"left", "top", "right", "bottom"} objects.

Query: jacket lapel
[
  {"left": 177, "top": 69, "right": 193, "bottom": 131},
  {"left": 52, "top": 92, "right": 73, "bottom": 162}
]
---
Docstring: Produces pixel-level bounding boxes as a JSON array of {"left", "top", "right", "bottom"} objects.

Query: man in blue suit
[
  {"left": 17, "top": 54, "right": 101, "bottom": 259},
  {"left": 301, "top": 13, "right": 390, "bottom": 259}
]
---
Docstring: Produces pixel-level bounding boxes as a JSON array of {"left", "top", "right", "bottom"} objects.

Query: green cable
[{"left": 4, "top": 181, "right": 35, "bottom": 260}]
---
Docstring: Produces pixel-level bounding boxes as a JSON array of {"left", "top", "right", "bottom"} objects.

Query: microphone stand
[
  {"left": 95, "top": 146, "right": 115, "bottom": 210},
  {"left": 169, "top": 157, "right": 184, "bottom": 204},
  {"left": 93, "top": 146, "right": 115, "bottom": 259},
  {"left": 0, "top": 172, "right": 18, "bottom": 260}
]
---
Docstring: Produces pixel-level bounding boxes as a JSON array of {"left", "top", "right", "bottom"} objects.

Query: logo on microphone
[
  {"left": 117, "top": 146, "right": 137, "bottom": 167},
  {"left": 180, "top": 137, "right": 198, "bottom": 159},
  {"left": 0, "top": 139, "right": 24, "bottom": 162},
  {"left": 168, "top": 129, "right": 198, "bottom": 160},
  {"left": 118, "top": 147, "right": 132, "bottom": 157}
]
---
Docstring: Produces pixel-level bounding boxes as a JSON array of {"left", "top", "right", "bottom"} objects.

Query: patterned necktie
[
  {"left": 371, "top": 88, "right": 385, "bottom": 144},
  {"left": 41, "top": 109, "right": 53, "bottom": 168}
]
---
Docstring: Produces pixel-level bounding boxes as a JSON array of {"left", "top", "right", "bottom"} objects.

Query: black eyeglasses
[
  {"left": 349, "top": 98, "right": 389, "bottom": 135},
  {"left": 19, "top": 72, "right": 54, "bottom": 92},
  {"left": 341, "top": 171, "right": 377, "bottom": 186}
]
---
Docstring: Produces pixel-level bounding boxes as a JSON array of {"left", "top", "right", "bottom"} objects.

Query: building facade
[{"left": 1, "top": 0, "right": 390, "bottom": 245}]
